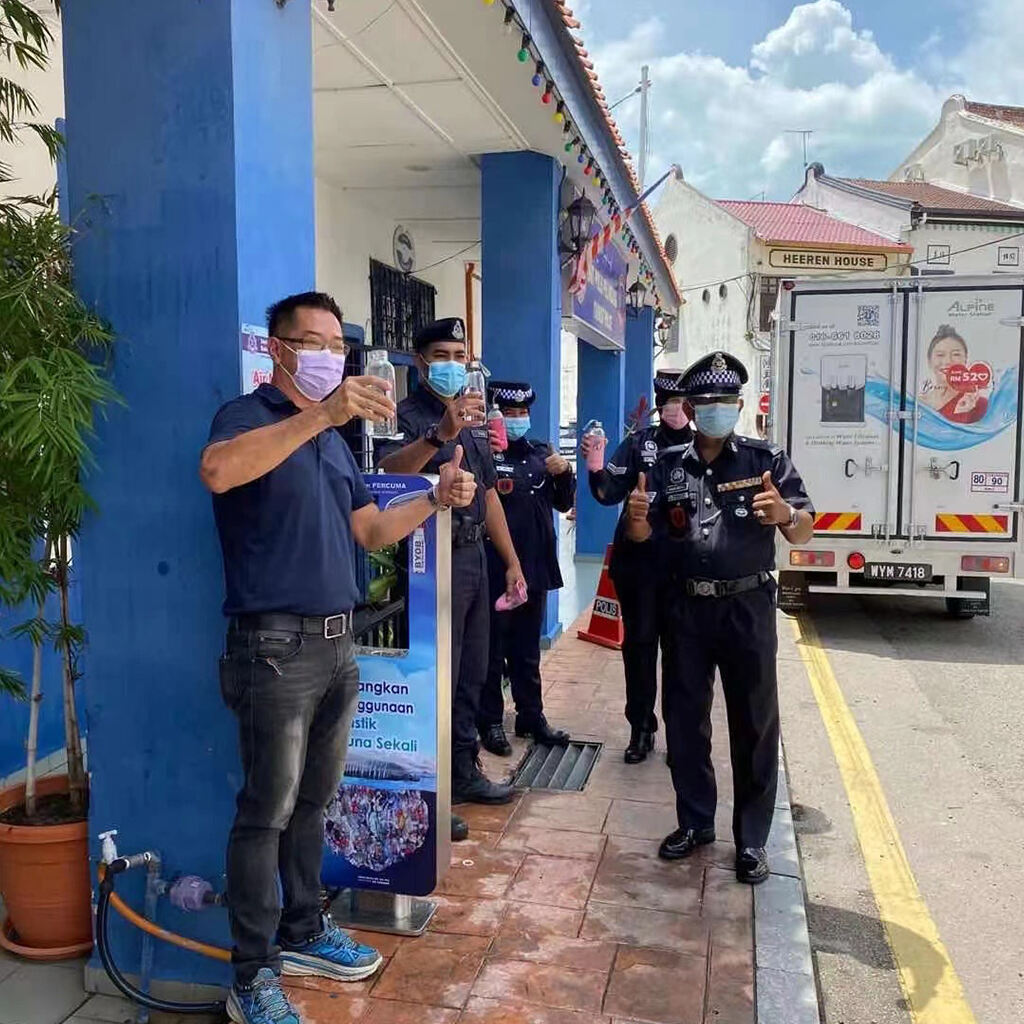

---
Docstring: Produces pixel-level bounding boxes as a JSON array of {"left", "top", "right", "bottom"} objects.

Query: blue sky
[{"left": 574, "top": 0, "right": 1024, "bottom": 200}]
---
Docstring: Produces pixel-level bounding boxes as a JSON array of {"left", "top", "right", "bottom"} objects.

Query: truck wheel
[{"left": 944, "top": 597, "right": 975, "bottom": 620}]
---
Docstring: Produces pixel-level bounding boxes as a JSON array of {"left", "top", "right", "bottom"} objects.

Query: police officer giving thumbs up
[{"left": 623, "top": 351, "right": 814, "bottom": 884}]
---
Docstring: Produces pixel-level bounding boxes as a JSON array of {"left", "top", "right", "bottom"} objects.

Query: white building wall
[
  {"left": 654, "top": 174, "right": 759, "bottom": 436},
  {"left": 315, "top": 178, "right": 476, "bottom": 345},
  {"left": 908, "top": 221, "right": 1024, "bottom": 276},
  {"left": 893, "top": 97, "right": 1024, "bottom": 207},
  {"left": 794, "top": 174, "right": 909, "bottom": 244},
  {"left": 0, "top": 8, "right": 63, "bottom": 202}
]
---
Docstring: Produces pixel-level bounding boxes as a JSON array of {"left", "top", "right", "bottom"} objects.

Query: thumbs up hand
[
  {"left": 752, "top": 470, "right": 791, "bottom": 526},
  {"left": 627, "top": 472, "right": 651, "bottom": 523},
  {"left": 438, "top": 444, "right": 476, "bottom": 509}
]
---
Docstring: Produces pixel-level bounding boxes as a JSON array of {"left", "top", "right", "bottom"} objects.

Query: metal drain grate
[{"left": 511, "top": 741, "right": 602, "bottom": 791}]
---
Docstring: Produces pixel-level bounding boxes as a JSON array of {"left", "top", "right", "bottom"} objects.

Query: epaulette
[{"left": 734, "top": 435, "right": 782, "bottom": 456}]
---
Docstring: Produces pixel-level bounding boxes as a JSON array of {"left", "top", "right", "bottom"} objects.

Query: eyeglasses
[{"left": 276, "top": 335, "right": 349, "bottom": 357}]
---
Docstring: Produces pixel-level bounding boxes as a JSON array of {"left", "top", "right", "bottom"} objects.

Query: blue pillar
[
  {"left": 63, "top": 0, "right": 314, "bottom": 987},
  {"left": 624, "top": 307, "right": 655, "bottom": 426},
  {"left": 575, "top": 344, "right": 626, "bottom": 558},
  {"left": 481, "top": 151, "right": 563, "bottom": 641}
]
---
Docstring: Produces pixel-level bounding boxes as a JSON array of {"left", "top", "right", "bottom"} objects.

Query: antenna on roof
[{"left": 784, "top": 129, "right": 814, "bottom": 168}]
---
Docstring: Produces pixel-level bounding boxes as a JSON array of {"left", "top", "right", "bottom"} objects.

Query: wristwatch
[
  {"left": 787, "top": 504, "right": 799, "bottom": 527},
  {"left": 424, "top": 423, "right": 445, "bottom": 449},
  {"left": 427, "top": 484, "right": 450, "bottom": 512}
]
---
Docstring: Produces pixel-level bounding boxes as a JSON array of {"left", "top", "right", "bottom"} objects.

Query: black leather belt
[
  {"left": 684, "top": 571, "right": 771, "bottom": 598},
  {"left": 453, "top": 522, "right": 486, "bottom": 547},
  {"left": 230, "top": 611, "right": 352, "bottom": 639}
]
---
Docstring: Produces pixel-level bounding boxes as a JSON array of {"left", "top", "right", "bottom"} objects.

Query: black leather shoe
[
  {"left": 736, "top": 847, "right": 769, "bottom": 885},
  {"left": 451, "top": 814, "right": 469, "bottom": 842},
  {"left": 515, "top": 714, "right": 570, "bottom": 747},
  {"left": 480, "top": 723, "right": 512, "bottom": 757},
  {"left": 452, "top": 756, "right": 515, "bottom": 805},
  {"left": 624, "top": 727, "right": 655, "bottom": 764},
  {"left": 658, "top": 826, "right": 716, "bottom": 861}
]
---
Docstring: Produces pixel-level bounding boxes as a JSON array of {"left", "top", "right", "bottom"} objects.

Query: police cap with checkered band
[
  {"left": 486, "top": 380, "right": 535, "bottom": 410},
  {"left": 653, "top": 368, "right": 687, "bottom": 407},
  {"left": 678, "top": 350, "right": 748, "bottom": 399},
  {"left": 412, "top": 317, "right": 467, "bottom": 352}
]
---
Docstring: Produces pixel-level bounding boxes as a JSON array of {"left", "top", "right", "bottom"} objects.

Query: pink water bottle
[
  {"left": 487, "top": 403, "right": 508, "bottom": 452},
  {"left": 495, "top": 579, "right": 528, "bottom": 612},
  {"left": 582, "top": 419, "right": 606, "bottom": 472}
]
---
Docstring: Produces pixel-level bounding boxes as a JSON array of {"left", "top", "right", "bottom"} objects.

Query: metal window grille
[{"left": 369, "top": 259, "right": 436, "bottom": 353}]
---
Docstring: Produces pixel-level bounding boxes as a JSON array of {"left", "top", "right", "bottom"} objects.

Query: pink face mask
[
  {"left": 282, "top": 344, "right": 346, "bottom": 402},
  {"left": 660, "top": 402, "right": 687, "bottom": 430}
]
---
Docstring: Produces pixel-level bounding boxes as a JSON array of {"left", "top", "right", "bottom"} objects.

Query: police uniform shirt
[
  {"left": 490, "top": 437, "right": 575, "bottom": 591},
  {"left": 374, "top": 386, "right": 497, "bottom": 527},
  {"left": 644, "top": 435, "right": 813, "bottom": 580}
]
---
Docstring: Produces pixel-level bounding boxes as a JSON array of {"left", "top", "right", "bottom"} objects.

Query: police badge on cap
[
  {"left": 413, "top": 317, "right": 468, "bottom": 352},
  {"left": 678, "top": 351, "right": 748, "bottom": 399}
]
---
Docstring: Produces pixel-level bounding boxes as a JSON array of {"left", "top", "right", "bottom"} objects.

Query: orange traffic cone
[{"left": 578, "top": 544, "right": 624, "bottom": 650}]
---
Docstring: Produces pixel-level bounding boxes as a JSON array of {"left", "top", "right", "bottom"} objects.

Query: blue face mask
[
  {"left": 693, "top": 401, "right": 740, "bottom": 438},
  {"left": 426, "top": 360, "right": 466, "bottom": 398},
  {"left": 505, "top": 415, "right": 530, "bottom": 440}
]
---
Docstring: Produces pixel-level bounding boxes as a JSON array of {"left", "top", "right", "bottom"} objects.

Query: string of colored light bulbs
[{"left": 480, "top": 0, "right": 666, "bottom": 308}]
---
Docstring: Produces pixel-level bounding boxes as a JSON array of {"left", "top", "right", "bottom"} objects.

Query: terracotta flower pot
[{"left": 0, "top": 774, "right": 93, "bottom": 959}]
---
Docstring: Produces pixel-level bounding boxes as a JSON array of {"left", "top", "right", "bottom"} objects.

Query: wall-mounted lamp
[
  {"left": 656, "top": 312, "right": 676, "bottom": 345},
  {"left": 562, "top": 194, "right": 596, "bottom": 256},
  {"left": 626, "top": 279, "right": 648, "bottom": 316}
]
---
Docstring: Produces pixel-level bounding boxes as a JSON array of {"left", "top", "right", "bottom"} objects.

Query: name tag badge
[
  {"left": 717, "top": 476, "right": 762, "bottom": 493},
  {"left": 471, "top": 428, "right": 488, "bottom": 439}
]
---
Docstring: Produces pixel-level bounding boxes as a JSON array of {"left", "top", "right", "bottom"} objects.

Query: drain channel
[{"left": 511, "top": 741, "right": 602, "bottom": 791}]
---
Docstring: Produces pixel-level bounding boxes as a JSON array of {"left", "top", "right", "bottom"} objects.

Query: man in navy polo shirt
[{"left": 201, "top": 292, "right": 476, "bottom": 1024}]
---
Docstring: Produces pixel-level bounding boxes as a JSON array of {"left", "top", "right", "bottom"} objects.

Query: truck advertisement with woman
[{"left": 772, "top": 276, "right": 1024, "bottom": 617}]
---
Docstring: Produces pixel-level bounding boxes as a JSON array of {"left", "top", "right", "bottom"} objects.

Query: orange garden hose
[{"left": 97, "top": 863, "right": 230, "bottom": 962}]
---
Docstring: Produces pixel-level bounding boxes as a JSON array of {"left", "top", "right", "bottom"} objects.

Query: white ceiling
[{"left": 313, "top": 0, "right": 609, "bottom": 231}]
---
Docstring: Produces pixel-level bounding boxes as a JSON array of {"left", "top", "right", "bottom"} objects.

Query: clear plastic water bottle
[
  {"left": 582, "top": 419, "right": 606, "bottom": 472},
  {"left": 365, "top": 349, "right": 397, "bottom": 438},
  {"left": 462, "top": 360, "right": 487, "bottom": 422},
  {"left": 487, "top": 403, "right": 508, "bottom": 451}
]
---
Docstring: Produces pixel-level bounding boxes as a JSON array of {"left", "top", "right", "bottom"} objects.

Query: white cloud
[{"left": 587, "top": 0, "right": 1019, "bottom": 201}]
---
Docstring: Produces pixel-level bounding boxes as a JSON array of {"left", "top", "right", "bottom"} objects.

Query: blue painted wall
[
  {"left": 624, "top": 307, "right": 655, "bottom": 428},
  {"left": 481, "top": 151, "right": 563, "bottom": 639},
  {"left": 63, "top": 0, "right": 314, "bottom": 986},
  {"left": 575, "top": 344, "right": 625, "bottom": 558}
]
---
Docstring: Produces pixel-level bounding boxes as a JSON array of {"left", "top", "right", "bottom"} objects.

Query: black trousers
[
  {"left": 659, "top": 584, "right": 779, "bottom": 849},
  {"left": 479, "top": 588, "right": 546, "bottom": 729},
  {"left": 611, "top": 557, "right": 659, "bottom": 733},
  {"left": 450, "top": 541, "right": 490, "bottom": 759},
  {"left": 220, "top": 627, "right": 360, "bottom": 984}
]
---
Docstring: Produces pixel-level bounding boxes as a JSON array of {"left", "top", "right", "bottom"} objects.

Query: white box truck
[{"left": 772, "top": 275, "right": 1024, "bottom": 617}]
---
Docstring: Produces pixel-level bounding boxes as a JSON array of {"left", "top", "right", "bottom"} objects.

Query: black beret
[
  {"left": 487, "top": 380, "right": 535, "bottom": 409},
  {"left": 678, "top": 350, "right": 748, "bottom": 398},
  {"left": 413, "top": 317, "right": 467, "bottom": 352}
]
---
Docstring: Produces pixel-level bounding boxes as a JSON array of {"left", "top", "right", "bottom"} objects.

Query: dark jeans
[
  {"left": 450, "top": 542, "right": 489, "bottom": 759},
  {"left": 219, "top": 625, "right": 360, "bottom": 984},
  {"left": 659, "top": 585, "right": 780, "bottom": 849},
  {"left": 479, "top": 588, "right": 546, "bottom": 728},
  {"left": 611, "top": 562, "right": 660, "bottom": 734}
]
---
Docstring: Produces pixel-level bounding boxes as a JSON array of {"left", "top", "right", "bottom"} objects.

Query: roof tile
[
  {"left": 840, "top": 178, "right": 1024, "bottom": 215},
  {"left": 963, "top": 100, "right": 1024, "bottom": 129},
  {"left": 716, "top": 200, "right": 912, "bottom": 251}
]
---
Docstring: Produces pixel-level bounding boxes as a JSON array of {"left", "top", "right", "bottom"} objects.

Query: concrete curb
[{"left": 754, "top": 745, "right": 821, "bottom": 1024}]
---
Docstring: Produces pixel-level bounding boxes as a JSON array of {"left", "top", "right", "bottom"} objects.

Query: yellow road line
[{"left": 790, "top": 614, "right": 976, "bottom": 1024}]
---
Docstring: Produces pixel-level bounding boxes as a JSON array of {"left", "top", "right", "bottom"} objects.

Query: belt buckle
[
  {"left": 695, "top": 580, "right": 716, "bottom": 598},
  {"left": 323, "top": 613, "right": 347, "bottom": 640}
]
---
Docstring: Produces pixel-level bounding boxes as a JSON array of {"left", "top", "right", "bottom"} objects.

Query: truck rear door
[
  {"left": 787, "top": 284, "right": 903, "bottom": 539},
  {"left": 902, "top": 280, "right": 1023, "bottom": 543}
]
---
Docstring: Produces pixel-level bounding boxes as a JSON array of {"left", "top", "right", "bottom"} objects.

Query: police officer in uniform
[
  {"left": 584, "top": 371, "right": 692, "bottom": 763},
  {"left": 477, "top": 381, "right": 575, "bottom": 756},
  {"left": 376, "top": 319, "right": 526, "bottom": 830},
  {"left": 622, "top": 351, "right": 813, "bottom": 883}
]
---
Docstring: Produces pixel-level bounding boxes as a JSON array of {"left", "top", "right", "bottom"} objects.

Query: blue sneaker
[
  {"left": 279, "top": 919, "right": 383, "bottom": 982},
  {"left": 227, "top": 968, "right": 302, "bottom": 1024}
]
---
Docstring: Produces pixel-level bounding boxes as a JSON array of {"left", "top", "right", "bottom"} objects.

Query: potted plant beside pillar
[{"left": 0, "top": 206, "right": 117, "bottom": 958}]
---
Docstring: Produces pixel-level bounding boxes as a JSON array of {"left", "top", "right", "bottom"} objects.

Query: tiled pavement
[{"left": 0, "top": 606, "right": 812, "bottom": 1024}]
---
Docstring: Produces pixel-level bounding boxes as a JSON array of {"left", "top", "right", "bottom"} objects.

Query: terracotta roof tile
[
  {"left": 716, "top": 200, "right": 912, "bottom": 251},
  {"left": 840, "top": 178, "right": 1024, "bottom": 215},
  {"left": 963, "top": 100, "right": 1024, "bottom": 129}
]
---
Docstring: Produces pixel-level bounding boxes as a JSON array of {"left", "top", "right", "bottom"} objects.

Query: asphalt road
[{"left": 778, "top": 579, "right": 1024, "bottom": 1024}]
